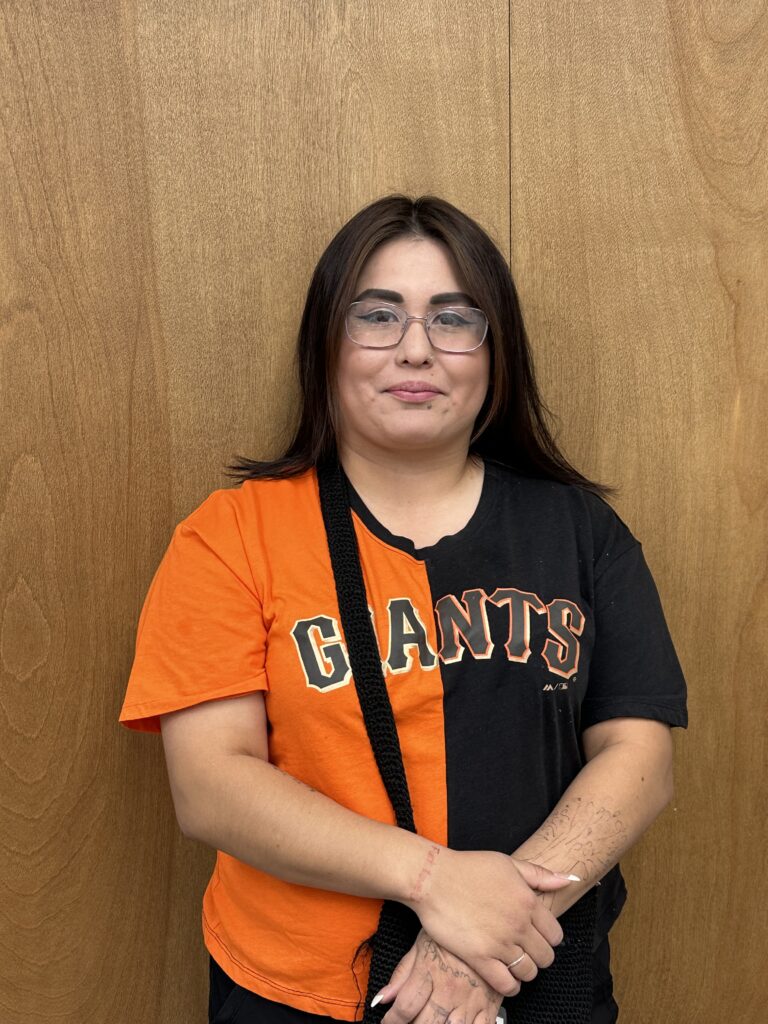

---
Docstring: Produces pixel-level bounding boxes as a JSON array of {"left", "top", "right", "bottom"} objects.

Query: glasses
[{"left": 344, "top": 300, "right": 489, "bottom": 353}]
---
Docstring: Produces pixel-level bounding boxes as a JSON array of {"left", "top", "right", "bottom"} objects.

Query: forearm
[
  {"left": 180, "top": 751, "right": 436, "bottom": 903},
  {"left": 180, "top": 752, "right": 571, "bottom": 999},
  {"left": 513, "top": 728, "right": 674, "bottom": 915}
]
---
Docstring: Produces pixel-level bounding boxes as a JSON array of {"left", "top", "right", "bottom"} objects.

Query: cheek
[
  {"left": 453, "top": 362, "right": 491, "bottom": 411},
  {"left": 335, "top": 352, "right": 385, "bottom": 415}
]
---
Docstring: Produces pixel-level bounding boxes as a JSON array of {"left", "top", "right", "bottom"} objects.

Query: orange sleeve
[{"left": 118, "top": 490, "right": 268, "bottom": 734}]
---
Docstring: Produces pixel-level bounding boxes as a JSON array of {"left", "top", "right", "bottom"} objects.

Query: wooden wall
[{"left": 1, "top": 2, "right": 765, "bottom": 1021}]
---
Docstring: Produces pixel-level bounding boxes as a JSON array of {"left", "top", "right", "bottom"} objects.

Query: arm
[
  {"left": 159, "top": 691, "right": 573, "bottom": 996},
  {"left": 513, "top": 716, "right": 675, "bottom": 914},
  {"left": 376, "top": 716, "right": 675, "bottom": 1024},
  {"left": 161, "top": 692, "right": 434, "bottom": 904}
]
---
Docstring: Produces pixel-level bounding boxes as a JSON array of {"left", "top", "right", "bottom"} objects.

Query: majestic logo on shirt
[{"left": 290, "top": 588, "right": 584, "bottom": 692}]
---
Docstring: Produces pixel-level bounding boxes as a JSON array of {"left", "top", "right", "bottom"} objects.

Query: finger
[
  {"left": 380, "top": 968, "right": 434, "bottom": 1024},
  {"left": 410, "top": 994, "right": 454, "bottom": 1024},
  {"left": 472, "top": 1010, "right": 500, "bottom": 1024},
  {"left": 531, "top": 901, "right": 564, "bottom": 948},
  {"left": 375, "top": 943, "right": 418, "bottom": 1005},
  {"left": 504, "top": 950, "right": 538, "bottom": 984},
  {"left": 445, "top": 994, "right": 500, "bottom": 1024},
  {"left": 515, "top": 924, "right": 556, "bottom": 970},
  {"left": 443, "top": 1009, "right": 469, "bottom": 1024},
  {"left": 513, "top": 859, "right": 578, "bottom": 892},
  {"left": 467, "top": 960, "right": 521, "bottom": 1000},
  {"left": 472, "top": 1005, "right": 505, "bottom": 1024}
]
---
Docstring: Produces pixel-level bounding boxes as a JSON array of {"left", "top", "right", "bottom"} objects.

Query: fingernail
[
  {"left": 555, "top": 872, "right": 582, "bottom": 881},
  {"left": 371, "top": 992, "right": 384, "bottom": 1008}
]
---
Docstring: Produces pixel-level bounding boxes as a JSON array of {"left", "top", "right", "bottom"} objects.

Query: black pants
[{"left": 208, "top": 940, "right": 619, "bottom": 1024}]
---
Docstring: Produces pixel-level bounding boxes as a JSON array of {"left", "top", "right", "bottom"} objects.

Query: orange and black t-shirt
[{"left": 118, "top": 460, "right": 687, "bottom": 1019}]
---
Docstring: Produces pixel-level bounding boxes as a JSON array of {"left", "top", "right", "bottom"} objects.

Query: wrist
[{"left": 397, "top": 836, "right": 452, "bottom": 911}]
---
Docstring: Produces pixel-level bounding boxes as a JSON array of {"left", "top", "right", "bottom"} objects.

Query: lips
[{"left": 385, "top": 380, "right": 444, "bottom": 400}]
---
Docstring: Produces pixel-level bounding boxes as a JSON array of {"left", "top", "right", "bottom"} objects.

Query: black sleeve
[{"left": 581, "top": 538, "right": 688, "bottom": 730}]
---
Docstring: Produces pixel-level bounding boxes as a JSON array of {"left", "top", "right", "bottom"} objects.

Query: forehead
[{"left": 355, "top": 236, "right": 467, "bottom": 293}]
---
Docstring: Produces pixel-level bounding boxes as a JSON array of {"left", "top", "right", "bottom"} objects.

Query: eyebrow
[{"left": 352, "top": 288, "right": 476, "bottom": 306}]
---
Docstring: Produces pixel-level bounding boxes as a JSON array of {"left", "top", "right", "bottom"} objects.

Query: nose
[{"left": 396, "top": 317, "right": 434, "bottom": 364}]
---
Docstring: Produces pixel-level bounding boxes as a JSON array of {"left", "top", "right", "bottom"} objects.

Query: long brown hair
[{"left": 224, "top": 193, "right": 611, "bottom": 497}]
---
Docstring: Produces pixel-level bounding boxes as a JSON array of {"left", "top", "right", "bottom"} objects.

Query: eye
[
  {"left": 358, "top": 306, "right": 402, "bottom": 325},
  {"left": 432, "top": 309, "right": 470, "bottom": 328}
]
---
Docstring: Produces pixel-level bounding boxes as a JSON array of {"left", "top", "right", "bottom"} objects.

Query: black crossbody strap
[
  {"left": 317, "top": 459, "right": 421, "bottom": 1023},
  {"left": 317, "top": 458, "right": 416, "bottom": 833},
  {"left": 316, "top": 457, "right": 597, "bottom": 1024}
]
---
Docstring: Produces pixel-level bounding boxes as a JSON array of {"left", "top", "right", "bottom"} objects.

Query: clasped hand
[
  {"left": 376, "top": 929, "right": 505, "bottom": 1024},
  {"left": 377, "top": 855, "right": 573, "bottom": 1023}
]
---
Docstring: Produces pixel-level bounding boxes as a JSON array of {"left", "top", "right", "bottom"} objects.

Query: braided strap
[
  {"left": 317, "top": 459, "right": 416, "bottom": 831},
  {"left": 363, "top": 901, "right": 422, "bottom": 1024},
  {"left": 317, "top": 460, "right": 421, "bottom": 1021}
]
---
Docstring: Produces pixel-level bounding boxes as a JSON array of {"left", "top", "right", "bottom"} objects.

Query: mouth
[{"left": 385, "top": 381, "right": 444, "bottom": 403}]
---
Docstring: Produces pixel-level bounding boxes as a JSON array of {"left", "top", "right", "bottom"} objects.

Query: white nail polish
[{"left": 371, "top": 993, "right": 384, "bottom": 1008}]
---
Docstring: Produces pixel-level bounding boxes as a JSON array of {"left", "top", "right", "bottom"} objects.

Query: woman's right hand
[{"left": 402, "top": 846, "right": 575, "bottom": 996}]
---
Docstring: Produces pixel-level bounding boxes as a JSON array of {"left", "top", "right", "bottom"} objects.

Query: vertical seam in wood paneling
[{"left": 507, "top": 0, "right": 512, "bottom": 266}]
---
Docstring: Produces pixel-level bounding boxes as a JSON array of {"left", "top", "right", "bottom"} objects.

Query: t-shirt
[{"left": 118, "top": 459, "right": 688, "bottom": 1019}]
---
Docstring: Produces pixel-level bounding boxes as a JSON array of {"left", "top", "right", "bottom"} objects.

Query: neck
[{"left": 337, "top": 440, "right": 481, "bottom": 511}]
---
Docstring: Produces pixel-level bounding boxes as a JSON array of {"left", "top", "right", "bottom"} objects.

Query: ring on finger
[{"left": 506, "top": 953, "right": 526, "bottom": 970}]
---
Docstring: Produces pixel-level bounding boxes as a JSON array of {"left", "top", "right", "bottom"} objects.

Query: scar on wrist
[{"left": 409, "top": 844, "right": 441, "bottom": 902}]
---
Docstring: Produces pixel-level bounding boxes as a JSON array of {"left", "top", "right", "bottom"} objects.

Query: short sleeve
[
  {"left": 581, "top": 539, "right": 688, "bottom": 731},
  {"left": 118, "top": 491, "right": 268, "bottom": 734}
]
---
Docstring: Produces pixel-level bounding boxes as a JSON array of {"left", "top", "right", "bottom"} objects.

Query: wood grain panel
[
  {"left": 0, "top": 5, "right": 176, "bottom": 1023},
  {"left": 509, "top": 2, "right": 767, "bottom": 1021},
  {"left": 0, "top": 2, "right": 509, "bottom": 1021},
  {"left": 5, "top": 0, "right": 764, "bottom": 1021},
  {"left": 126, "top": 0, "right": 511, "bottom": 522}
]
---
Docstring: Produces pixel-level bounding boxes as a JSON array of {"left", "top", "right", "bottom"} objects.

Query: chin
[{"left": 367, "top": 425, "right": 465, "bottom": 453}]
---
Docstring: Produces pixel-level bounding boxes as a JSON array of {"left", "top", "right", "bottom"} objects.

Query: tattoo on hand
[{"left": 422, "top": 936, "right": 497, "bottom": 1000}]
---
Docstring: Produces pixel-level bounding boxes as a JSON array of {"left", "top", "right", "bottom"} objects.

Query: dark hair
[{"left": 224, "top": 193, "right": 611, "bottom": 498}]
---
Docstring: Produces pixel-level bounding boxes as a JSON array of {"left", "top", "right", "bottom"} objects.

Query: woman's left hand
[{"left": 376, "top": 929, "right": 516, "bottom": 1024}]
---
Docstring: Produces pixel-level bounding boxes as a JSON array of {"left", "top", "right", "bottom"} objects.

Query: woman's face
[{"left": 334, "top": 236, "right": 491, "bottom": 461}]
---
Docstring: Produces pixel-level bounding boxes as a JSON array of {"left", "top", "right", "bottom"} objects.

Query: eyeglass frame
[{"left": 343, "top": 301, "right": 489, "bottom": 353}]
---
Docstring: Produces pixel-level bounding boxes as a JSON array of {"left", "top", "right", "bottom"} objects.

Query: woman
[{"left": 118, "top": 194, "right": 687, "bottom": 1024}]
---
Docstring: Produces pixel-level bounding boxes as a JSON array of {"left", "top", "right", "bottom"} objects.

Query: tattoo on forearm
[
  {"left": 409, "top": 844, "right": 441, "bottom": 902},
  {"left": 530, "top": 797, "right": 628, "bottom": 881},
  {"left": 422, "top": 936, "right": 497, "bottom": 1000}
]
